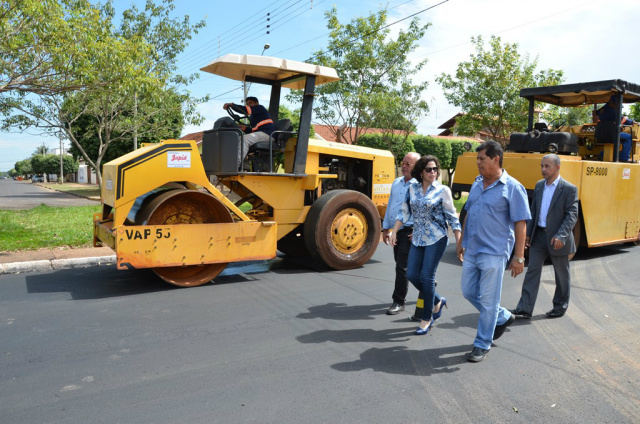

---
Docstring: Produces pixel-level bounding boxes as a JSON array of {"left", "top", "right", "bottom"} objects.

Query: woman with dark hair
[{"left": 389, "top": 155, "right": 461, "bottom": 335}]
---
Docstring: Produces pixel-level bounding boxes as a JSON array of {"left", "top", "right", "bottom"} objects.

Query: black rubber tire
[{"left": 303, "top": 190, "right": 381, "bottom": 270}]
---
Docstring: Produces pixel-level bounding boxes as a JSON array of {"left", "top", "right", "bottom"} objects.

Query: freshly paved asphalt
[
  {"left": 1, "top": 241, "right": 638, "bottom": 423},
  {"left": 0, "top": 179, "right": 98, "bottom": 210}
]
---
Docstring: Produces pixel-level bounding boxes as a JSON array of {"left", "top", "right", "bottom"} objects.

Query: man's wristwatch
[{"left": 513, "top": 257, "right": 525, "bottom": 264}]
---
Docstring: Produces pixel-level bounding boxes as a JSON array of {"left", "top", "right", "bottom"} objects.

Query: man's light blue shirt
[
  {"left": 462, "top": 169, "right": 531, "bottom": 261},
  {"left": 382, "top": 176, "right": 415, "bottom": 230}
]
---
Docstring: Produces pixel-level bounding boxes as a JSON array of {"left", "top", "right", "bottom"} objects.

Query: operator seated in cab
[
  {"left": 221, "top": 97, "right": 275, "bottom": 169},
  {"left": 593, "top": 95, "right": 637, "bottom": 162}
]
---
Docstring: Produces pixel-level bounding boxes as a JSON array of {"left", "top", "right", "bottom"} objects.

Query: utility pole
[{"left": 59, "top": 132, "right": 64, "bottom": 184}]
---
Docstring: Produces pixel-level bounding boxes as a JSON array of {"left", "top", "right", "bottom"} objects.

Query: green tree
[
  {"left": 30, "top": 154, "right": 46, "bottom": 175},
  {"left": 65, "top": 87, "right": 186, "bottom": 165},
  {"left": 357, "top": 133, "right": 415, "bottom": 167},
  {"left": 1, "top": 0, "right": 110, "bottom": 96},
  {"left": 34, "top": 144, "right": 50, "bottom": 156},
  {"left": 437, "top": 36, "right": 563, "bottom": 145},
  {"left": 629, "top": 103, "right": 640, "bottom": 121},
  {"left": 412, "top": 136, "right": 452, "bottom": 168},
  {"left": 2, "top": 0, "right": 206, "bottom": 187},
  {"left": 41, "top": 154, "right": 78, "bottom": 177},
  {"left": 541, "top": 105, "right": 593, "bottom": 128},
  {"left": 278, "top": 105, "right": 314, "bottom": 137},
  {"left": 296, "top": 7, "right": 429, "bottom": 147},
  {"left": 14, "top": 158, "right": 32, "bottom": 176}
]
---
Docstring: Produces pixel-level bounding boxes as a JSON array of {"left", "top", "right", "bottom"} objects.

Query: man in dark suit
[{"left": 510, "top": 154, "right": 579, "bottom": 319}]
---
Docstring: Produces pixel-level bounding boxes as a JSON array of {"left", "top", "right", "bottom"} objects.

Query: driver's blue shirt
[
  {"left": 230, "top": 103, "right": 275, "bottom": 135},
  {"left": 597, "top": 103, "right": 637, "bottom": 125}
]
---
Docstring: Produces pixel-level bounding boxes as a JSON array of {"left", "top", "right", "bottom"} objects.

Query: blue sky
[{"left": 2, "top": 0, "right": 639, "bottom": 172}]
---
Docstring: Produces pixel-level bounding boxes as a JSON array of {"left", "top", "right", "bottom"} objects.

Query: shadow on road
[
  {"left": 24, "top": 257, "right": 317, "bottom": 299},
  {"left": 298, "top": 326, "right": 414, "bottom": 344},
  {"left": 25, "top": 267, "right": 173, "bottom": 299},
  {"left": 297, "top": 302, "right": 394, "bottom": 321},
  {"left": 331, "top": 345, "right": 468, "bottom": 376}
]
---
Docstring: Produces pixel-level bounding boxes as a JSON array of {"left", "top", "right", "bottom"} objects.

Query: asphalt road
[
  {"left": 0, "top": 179, "right": 98, "bottom": 210},
  {"left": 1, "top": 243, "right": 638, "bottom": 423}
]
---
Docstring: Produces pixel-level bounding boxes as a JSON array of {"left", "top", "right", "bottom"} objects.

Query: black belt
[{"left": 537, "top": 226, "right": 546, "bottom": 231}]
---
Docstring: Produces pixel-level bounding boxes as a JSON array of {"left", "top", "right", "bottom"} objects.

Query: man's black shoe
[
  {"left": 509, "top": 308, "right": 532, "bottom": 318},
  {"left": 493, "top": 314, "right": 516, "bottom": 340},
  {"left": 467, "top": 347, "right": 489, "bottom": 362},
  {"left": 409, "top": 315, "right": 421, "bottom": 322},
  {"left": 546, "top": 309, "right": 565, "bottom": 318},
  {"left": 386, "top": 302, "right": 404, "bottom": 315}
]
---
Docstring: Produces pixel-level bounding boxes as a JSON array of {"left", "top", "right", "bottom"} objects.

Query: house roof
[
  {"left": 438, "top": 113, "right": 464, "bottom": 130},
  {"left": 179, "top": 131, "right": 204, "bottom": 144},
  {"left": 313, "top": 124, "right": 415, "bottom": 143}
]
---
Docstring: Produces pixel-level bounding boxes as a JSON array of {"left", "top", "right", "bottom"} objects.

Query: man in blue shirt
[
  {"left": 456, "top": 141, "right": 531, "bottom": 362},
  {"left": 382, "top": 152, "right": 421, "bottom": 315}
]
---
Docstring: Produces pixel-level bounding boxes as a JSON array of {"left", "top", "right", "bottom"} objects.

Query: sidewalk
[
  {"left": 1, "top": 181, "right": 113, "bottom": 275},
  {"left": 0, "top": 246, "right": 116, "bottom": 275}
]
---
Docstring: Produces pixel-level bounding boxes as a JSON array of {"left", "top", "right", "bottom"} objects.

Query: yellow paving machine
[
  {"left": 93, "top": 55, "right": 396, "bottom": 287},
  {"left": 452, "top": 80, "right": 640, "bottom": 256}
]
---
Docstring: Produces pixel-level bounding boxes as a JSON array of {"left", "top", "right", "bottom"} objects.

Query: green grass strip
[{"left": 0, "top": 204, "right": 100, "bottom": 252}]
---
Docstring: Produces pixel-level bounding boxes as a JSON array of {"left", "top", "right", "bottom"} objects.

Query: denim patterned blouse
[{"left": 395, "top": 180, "right": 461, "bottom": 247}]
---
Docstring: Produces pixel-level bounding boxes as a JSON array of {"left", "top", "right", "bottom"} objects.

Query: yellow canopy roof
[{"left": 200, "top": 54, "right": 340, "bottom": 89}]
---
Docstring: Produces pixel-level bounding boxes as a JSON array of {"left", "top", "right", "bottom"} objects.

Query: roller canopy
[
  {"left": 200, "top": 54, "right": 340, "bottom": 89},
  {"left": 520, "top": 79, "right": 640, "bottom": 106}
]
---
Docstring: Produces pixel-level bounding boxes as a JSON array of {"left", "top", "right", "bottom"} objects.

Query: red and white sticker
[
  {"left": 622, "top": 168, "right": 631, "bottom": 180},
  {"left": 167, "top": 151, "right": 191, "bottom": 168}
]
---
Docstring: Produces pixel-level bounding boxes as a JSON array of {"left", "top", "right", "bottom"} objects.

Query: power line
[
  {"left": 176, "top": 0, "right": 299, "bottom": 69},
  {"left": 190, "top": 0, "right": 446, "bottom": 103},
  {"left": 272, "top": 0, "right": 418, "bottom": 56},
  {"left": 178, "top": 2, "right": 326, "bottom": 84},
  {"left": 306, "top": 0, "right": 449, "bottom": 62},
  {"left": 268, "top": 0, "right": 328, "bottom": 33},
  {"left": 414, "top": 0, "right": 599, "bottom": 60}
]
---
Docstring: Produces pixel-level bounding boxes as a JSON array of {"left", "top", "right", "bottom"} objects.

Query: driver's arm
[{"left": 229, "top": 103, "right": 248, "bottom": 115}]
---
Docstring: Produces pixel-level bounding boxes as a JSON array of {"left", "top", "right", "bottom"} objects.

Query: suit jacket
[{"left": 527, "top": 176, "right": 579, "bottom": 256}]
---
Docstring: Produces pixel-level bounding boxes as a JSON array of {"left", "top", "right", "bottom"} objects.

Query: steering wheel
[
  {"left": 548, "top": 118, "right": 567, "bottom": 132},
  {"left": 226, "top": 106, "right": 249, "bottom": 126}
]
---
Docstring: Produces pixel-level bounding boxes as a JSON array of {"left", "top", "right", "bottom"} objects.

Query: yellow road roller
[
  {"left": 93, "top": 54, "right": 396, "bottom": 286},
  {"left": 452, "top": 80, "right": 640, "bottom": 255}
]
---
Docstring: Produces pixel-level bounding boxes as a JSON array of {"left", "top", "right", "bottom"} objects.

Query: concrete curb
[{"left": 0, "top": 255, "right": 117, "bottom": 275}]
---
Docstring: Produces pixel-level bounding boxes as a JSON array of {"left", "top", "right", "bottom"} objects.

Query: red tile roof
[
  {"left": 313, "top": 124, "right": 415, "bottom": 144},
  {"left": 179, "top": 131, "right": 204, "bottom": 144},
  {"left": 430, "top": 135, "right": 484, "bottom": 142}
]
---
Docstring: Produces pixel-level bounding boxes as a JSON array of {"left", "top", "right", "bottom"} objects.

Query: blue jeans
[
  {"left": 461, "top": 252, "right": 512, "bottom": 350},
  {"left": 406, "top": 236, "right": 448, "bottom": 321},
  {"left": 598, "top": 133, "right": 632, "bottom": 162},
  {"left": 620, "top": 133, "right": 632, "bottom": 162}
]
